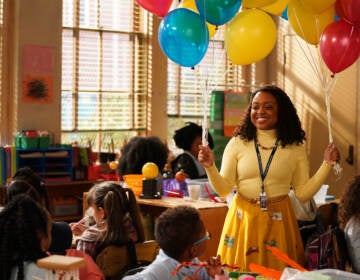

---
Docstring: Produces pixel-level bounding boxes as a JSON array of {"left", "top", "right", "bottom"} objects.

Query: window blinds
[{"left": 61, "top": 0, "right": 152, "bottom": 150}]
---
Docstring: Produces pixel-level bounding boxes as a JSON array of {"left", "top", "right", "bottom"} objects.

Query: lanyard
[{"left": 254, "top": 138, "right": 280, "bottom": 194}]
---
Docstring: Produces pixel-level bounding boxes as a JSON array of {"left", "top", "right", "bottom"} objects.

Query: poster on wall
[
  {"left": 21, "top": 45, "right": 55, "bottom": 103},
  {"left": 223, "top": 90, "right": 250, "bottom": 137}
]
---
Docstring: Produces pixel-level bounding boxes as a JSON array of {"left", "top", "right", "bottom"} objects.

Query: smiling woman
[{"left": 197, "top": 85, "right": 341, "bottom": 271}]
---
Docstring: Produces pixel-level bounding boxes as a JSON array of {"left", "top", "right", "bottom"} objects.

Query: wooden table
[{"left": 136, "top": 196, "right": 228, "bottom": 260}]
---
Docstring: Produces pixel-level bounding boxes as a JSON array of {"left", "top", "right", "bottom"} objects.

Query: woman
[
  {"left": 172, "top": 122, "right": 214, "bottom": 179},
  {"left": 0, "top": 195, "right": 52, "bottom": 280},
  {"left": 198, "top": 85, "right": 340, "bottom": 270},
  {"left": 338, "top": 175, "right": 360, "bottom": 273},
  {"left": 71, "top": 182, "right": 145, "bottom": 260}
]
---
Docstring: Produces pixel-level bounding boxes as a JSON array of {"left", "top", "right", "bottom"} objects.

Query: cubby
[{"left": 16, "top": 147, "right": 73, "bottom": 183}]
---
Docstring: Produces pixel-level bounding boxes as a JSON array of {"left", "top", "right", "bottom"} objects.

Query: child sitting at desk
[
  {"left": 71, "top": 181, "right": 145, "bottom": 260},
  {"left": 123, "top": 205, "right": 223, "bottom": 280},
  {"left": 6, "top": 167, "right": 72, "bottom": 255},
  {"left": 0, "top": 194, "right": 52, "bottom": 280}
]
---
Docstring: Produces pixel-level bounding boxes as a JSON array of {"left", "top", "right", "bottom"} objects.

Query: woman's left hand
[{"left": 324, "top": 143, "right": 340, "bottom": 166}]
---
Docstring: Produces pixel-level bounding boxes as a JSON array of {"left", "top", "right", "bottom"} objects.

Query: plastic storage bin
[{"left": 14, "top": 136, "right": 50, "bottom": 149}]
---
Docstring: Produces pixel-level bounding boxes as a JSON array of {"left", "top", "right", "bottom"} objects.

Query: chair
[{"left": 96, "top": 240, "right": 159, "bottom": 278}]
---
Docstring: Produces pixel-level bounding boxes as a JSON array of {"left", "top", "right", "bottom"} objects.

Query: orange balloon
[
  {"left": 178, "top": 0, "right": 217, "bottom": 38},
  {"left": 288, "top": 0, "right": 335, "bottom": 45},
  {"left": 109, "top": 161, "right": 118, "bottom": 170}
]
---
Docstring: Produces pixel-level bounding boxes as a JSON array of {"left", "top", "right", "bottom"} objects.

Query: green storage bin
[
  {"left": 14, "top": 136, "right": 22, "bottom": 148},
  {"left": 39, "top": 136, "right": 51, "bottom": 149},
  {"left": 21, "top": 136, "right": 39, "bottom": 149}
]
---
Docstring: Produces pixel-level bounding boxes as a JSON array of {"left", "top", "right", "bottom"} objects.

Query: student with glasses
[{"left": 123, "top": 205, "right": 223, "bottom": 280}]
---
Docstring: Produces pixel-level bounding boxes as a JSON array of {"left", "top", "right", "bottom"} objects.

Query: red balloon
[
  {"left": 135, "top": 0, "right": 174, "bottom": 17},
  {"left": 320, "top": 20, "right": 360, "bottom": 74},
  {"left": 334, "top": 0, "right": 345, "bottom": 19},
  {"left": 339, "top": 0, "right": 360, "bottom": 24}
]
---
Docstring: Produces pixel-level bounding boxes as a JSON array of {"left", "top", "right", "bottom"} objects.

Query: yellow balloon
[
  {"left": 261, "top": 0, "right": 290, "bottom": 15},
  {"left": 288, "top": 0, "right": 335, "bottom": 45},
  {"left": 178, "top": 0, "right": 217, "bottom": 38},
  {"left": 242, "top": 0, "right": 277, "bottom": 8},
  {"left": 299, "top": 0, "right": 335, "bottom": 14},
  {"left": 225, "top": 9, "right": 277, "bottom": 65}
]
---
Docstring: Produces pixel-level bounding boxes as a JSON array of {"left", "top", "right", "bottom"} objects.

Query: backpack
[{"left": 305, "top": 226, "right": 348, "bottom": 270}]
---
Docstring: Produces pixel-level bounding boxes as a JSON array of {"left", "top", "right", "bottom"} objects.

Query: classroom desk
[{"left": 136, "top": 197, "right": 228, "bottom": 260}]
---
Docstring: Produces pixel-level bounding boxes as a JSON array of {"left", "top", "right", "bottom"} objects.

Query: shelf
[{"left": 17, "top": 147, "right": 73, "bottom": 182}]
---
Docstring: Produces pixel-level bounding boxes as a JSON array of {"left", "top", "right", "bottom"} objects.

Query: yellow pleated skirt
[{"left": 217, "top": 193, "right": 305, "bottom": 271}]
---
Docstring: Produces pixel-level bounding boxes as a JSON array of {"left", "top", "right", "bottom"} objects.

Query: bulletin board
[{"left": 223, "top": 90, "right": 250, "bottom": 137}]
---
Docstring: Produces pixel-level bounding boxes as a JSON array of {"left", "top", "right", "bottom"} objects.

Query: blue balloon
[
  {"left": 195, "top": 0, "right": 241, "bottom": 26},
  {"left": 158, "top": 8, "right": 209, "bottom": 67},
  {"left": 281, "top": 5, "right": 288, "bottom": 21}
]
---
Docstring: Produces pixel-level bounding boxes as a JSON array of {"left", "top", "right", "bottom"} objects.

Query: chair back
[{"left": 96, "top": 240, "right": 159, "bottom": 278}]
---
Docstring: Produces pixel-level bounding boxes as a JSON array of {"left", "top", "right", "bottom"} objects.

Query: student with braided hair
[
  {"left": 71, "top": 181, "right": 145, "bottom": 260},
  {"left": 0, "top": 194, "right": 52, "bottom": 280}
]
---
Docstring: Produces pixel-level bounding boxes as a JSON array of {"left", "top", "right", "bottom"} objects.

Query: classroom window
[
  {"left": 167, "top": 26, "right": 248, "bottom": 135},
  {"left": 61, "top": 0, "right": 152, "bottom": 152}
]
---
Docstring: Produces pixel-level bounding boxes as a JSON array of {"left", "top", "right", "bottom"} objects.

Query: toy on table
[{"left": 140, "top": 162, "right": 161, "bottom": 199}]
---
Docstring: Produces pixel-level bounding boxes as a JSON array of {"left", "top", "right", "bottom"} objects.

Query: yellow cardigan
[{"left": 205, "top": 129, "right": 332, "bottom": 202}]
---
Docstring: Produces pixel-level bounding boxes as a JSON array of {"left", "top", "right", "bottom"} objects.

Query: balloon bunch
[
  {"left": 320, "top": 0, "right": 360, "bottom": 76},
  {"left": 136, "top": 0, "right": 291, "bottom": 67},
  {"left": 135, "top": 0, "right": 359, "bottom": 74},
  {"left": 287, "top": 0, "right": 360, "bottom": 76}
]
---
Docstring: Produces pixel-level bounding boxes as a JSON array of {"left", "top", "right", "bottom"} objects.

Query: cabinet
[{"left": 17, "top": 147, "right": 73, "bottom": 183}]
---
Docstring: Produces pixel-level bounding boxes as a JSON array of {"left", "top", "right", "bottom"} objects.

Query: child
[
  {"left": 338, "top": 175, "right": 360, "bottom": 273},
  {"left": 71, "top": 181, "right": 145, "bottom": 260},
  {"left": 6, "top": 167, "right": 72, "bottom": 255},
  {"left": 172, "top": 122, "right": 214, "bottom": 179},
  {"left": 123, "top": 205, "right": 223, "bottom": 280},
  {"left": 0, "top": 194, "right": 52, "bottom": 280}
]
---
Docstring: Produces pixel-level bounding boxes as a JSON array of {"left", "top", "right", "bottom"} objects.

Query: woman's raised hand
[
  {"left": 198, "top": 145, "right": 214, "bottom": 168},
  {"left": 324, "top": 143, "right": 340, "bottom": 166}
]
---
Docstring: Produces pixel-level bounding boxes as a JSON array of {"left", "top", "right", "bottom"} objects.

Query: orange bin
[{"left": 123, "top": 174, "right": 144, "bottom": 196}]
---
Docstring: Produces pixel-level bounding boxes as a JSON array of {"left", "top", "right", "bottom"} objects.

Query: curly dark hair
[
  {"left": 118, "top": 136, "right": 168, "bottom": 178},
  {"left": 8, "top": 167, "right": 50, "bottom": 211},
  {"left": 155, "top": 206, "right": 203, "bottom": 260},
  {"left": 0, "top": 194, "right": 49, "bottom": 280},
  {"left": 234, "top": 85, "right": 306, "bottom": 147},
  {"left": 338, "top": 176, "right": 360, "bottom": 230},
  {"left": 87, "top": 182, "right": 145, "bottom": 254},
  {"left": 173, "top": 122, "right": 214, "bottom": 151}
]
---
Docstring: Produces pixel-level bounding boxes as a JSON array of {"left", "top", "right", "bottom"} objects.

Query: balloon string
[
  {"left": 202, "top": 78, "right": 209, "bottom": 147},
  {"left": 324, "top": 85, "right": 342, "bottom": 177},
  {"left": 290, "top": 7, "right": 342, "bottom": 178}
]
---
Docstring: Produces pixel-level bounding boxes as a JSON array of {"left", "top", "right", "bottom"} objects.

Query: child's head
[
  {"left": 87, "top": 181, "right": 145, "bottom": 246},
  {"left": 7, "top": 167, "right": 50, "bottom": 210},
  {"left": 118, "top": 136, "right": 169, "bottom": 178},
  {"left": 338, "top": 175, "right": 360, "bottom": 229},
  {"left": 155, "top": 206, "right": 209, "bottom": 261},
  {"left": 173, "top": 122, "right": 214, "bottom": 156},
  {"left": 0, "top": 194, "right": 51, "bottom": 279}
]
